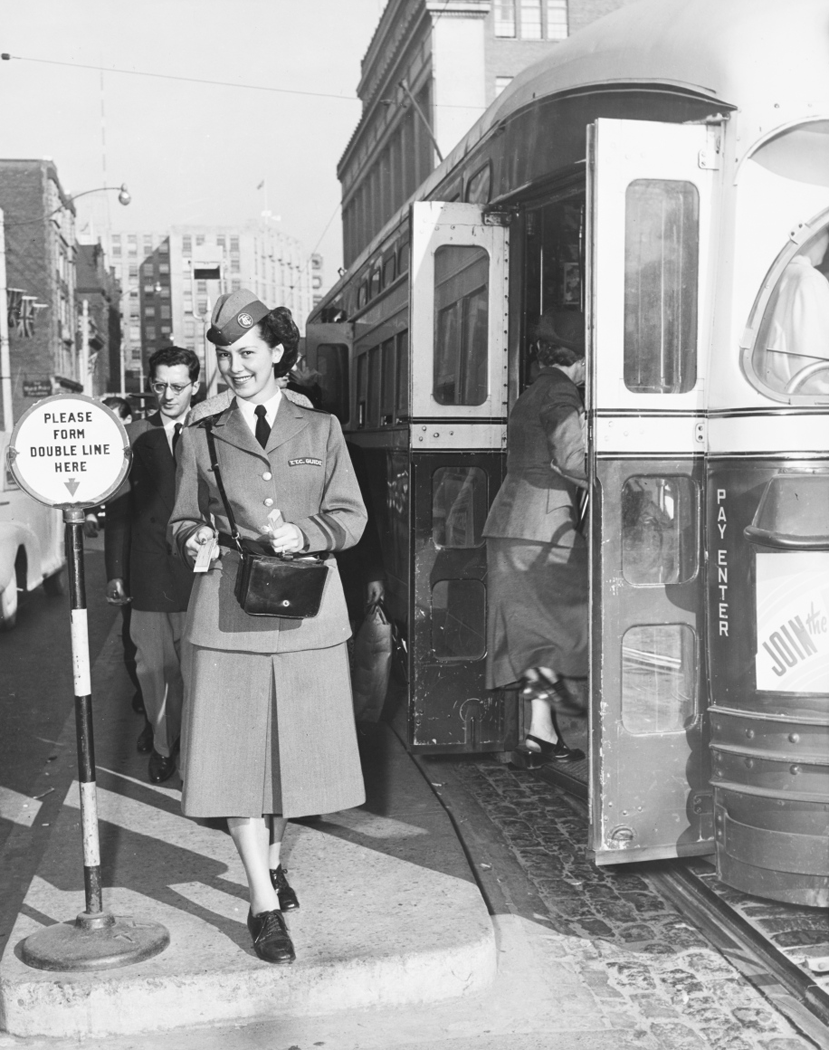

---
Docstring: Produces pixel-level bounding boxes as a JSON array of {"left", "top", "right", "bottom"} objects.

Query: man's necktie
[
  {"left": 254, "top": 404, "right": 270, "bottom": 449},
  {"left": 172, "top": 423, "right": 183, "bottom": 454}
]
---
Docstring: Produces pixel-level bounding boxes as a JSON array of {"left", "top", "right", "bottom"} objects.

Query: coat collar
[{"left": 210, "top": 394, "right": 310, "bottom": 458}]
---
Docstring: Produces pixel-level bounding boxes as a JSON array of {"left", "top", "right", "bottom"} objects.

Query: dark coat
[
  {"left": 483, "top": 367, "right": 585, "bottom": 543},
  {"left": 105, "top": 412, "right": 193, "bottom": 612}
]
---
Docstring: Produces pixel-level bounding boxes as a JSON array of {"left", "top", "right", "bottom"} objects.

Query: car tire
[{"left": 43, "top": 568, "right": 67, "bottom": 597}]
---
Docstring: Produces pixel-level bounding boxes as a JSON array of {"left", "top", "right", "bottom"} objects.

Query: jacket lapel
[
  {"left": 266, "top": 395, "right": 309, "bottom": 453},
  {"left": 133, "top": 414, "right": 177, "bottom": 512},
  {"left": 211, "top": 397, "right": 268, "bottom": 459}
]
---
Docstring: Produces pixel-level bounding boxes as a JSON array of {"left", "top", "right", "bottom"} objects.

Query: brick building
[
  {"left": 75, "top": 242, "right": 122, "bottom": 397},
  {"left": 0, "top": 159, "right": 78, "bottom": 430},
  {"left": 338, "top": 0, "right": 636, "bottom": 267}
]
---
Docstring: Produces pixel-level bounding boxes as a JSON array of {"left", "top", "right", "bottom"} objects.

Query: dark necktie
[
  {"left": 172, "top": 423, "right": 183, "bottom": 455},
  {"left": 254, "top": 404, "right": 270, "bottom": 449}
]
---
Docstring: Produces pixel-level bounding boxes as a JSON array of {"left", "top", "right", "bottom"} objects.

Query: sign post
[{"left": 7, "top": 393, "right": 170, "bottom": 970}]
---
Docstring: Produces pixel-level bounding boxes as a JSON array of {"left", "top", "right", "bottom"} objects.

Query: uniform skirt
[
  {"left": 180, "top": 642, "right": 365, "bottom": 819},
  {"left": 485, "top": 534, "right": 588, "bottom": 690}
]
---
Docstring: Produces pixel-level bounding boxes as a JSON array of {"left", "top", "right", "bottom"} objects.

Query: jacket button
[
  {"left": 262, "top": 471, "right": 273, "bottom": 481},
  {"left": 264, "top": 497, "right": 274, "bottom": 507}
]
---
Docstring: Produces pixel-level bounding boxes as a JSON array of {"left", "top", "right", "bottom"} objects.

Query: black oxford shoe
[
  {"left": 270, "top": 865, "right": 299, "bottom": 911},
  {"left": 136, "top": 721, "right": 153, "bottom": 754},
  {"left": 247, "top": 908, "right": 295, "bottom": 964},
  {"left": 148, "top": 749, "right": 176, "bottom": 784}
]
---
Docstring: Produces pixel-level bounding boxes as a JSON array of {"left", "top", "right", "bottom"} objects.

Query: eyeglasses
[{"left": 150, "top": 381, "right": 192, "bottom": 396}]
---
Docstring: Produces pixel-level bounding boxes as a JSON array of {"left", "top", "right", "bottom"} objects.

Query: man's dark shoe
[
  {"left": 270, "top": 865, "right": 299, "bottom": 911},
  {"left": 136, "top": 721, "right": 153, "bottom": 754},
  {"left": 148, "top": 749, "right": 176, "bottom": 784},
  {"left": 247, "top": 908, "right": 295, "bottom": 964},
  {"left": 131, "top": 690, "right": 145, "bottom": 715}
]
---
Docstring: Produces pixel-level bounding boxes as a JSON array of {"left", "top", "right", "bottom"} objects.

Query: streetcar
[{"left": 306, "top": 0, "right": 829, "bottom": 906}]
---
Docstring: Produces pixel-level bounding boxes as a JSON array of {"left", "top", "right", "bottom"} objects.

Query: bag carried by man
[{"left": 351, "top": 600, "right": 392, "bottom": 722}]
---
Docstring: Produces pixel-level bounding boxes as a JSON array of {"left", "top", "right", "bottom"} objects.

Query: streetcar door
[
  {"left": 587, "top": 118, "right": 720, "bottom": 864},
  {"left": 407, "top": 201, "right": 509, "bottom": 751},
  {"left": 304, "top": 322, "right": 352, "bottom": 423}
]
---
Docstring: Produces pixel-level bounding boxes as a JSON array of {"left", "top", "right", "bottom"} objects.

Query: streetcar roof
[{"left": 315, "top": 0, "right": 829, "bottom": 312}]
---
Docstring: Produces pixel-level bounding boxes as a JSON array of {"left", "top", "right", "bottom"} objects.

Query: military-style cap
[
  {"left": 533, "top": 308, "right": 585, "bottom": 354},
  {"left": 206, "top": 289, "right": 270, "bottom": 347}
]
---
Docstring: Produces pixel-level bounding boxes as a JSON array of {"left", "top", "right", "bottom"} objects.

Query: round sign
[{"left": 7, "top": 393, "right": 131, "bottom": 508}]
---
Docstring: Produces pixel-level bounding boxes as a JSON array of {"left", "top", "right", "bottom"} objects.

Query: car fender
[{"left": 0, "top": 520, "right": 40, "bottom": 592}]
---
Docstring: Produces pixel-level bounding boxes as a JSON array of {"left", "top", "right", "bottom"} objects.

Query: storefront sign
[
  {"left": 22, "top": 380, "right": 52, "bottom": 398},
  {"left": 755, "top": 551, "right": 829, "bottom": 692}
]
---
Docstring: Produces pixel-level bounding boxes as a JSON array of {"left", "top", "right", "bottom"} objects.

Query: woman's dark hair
[
  {"left": 534, "top": 343, "right": 581, "bottom": 368},
  {"left": 257, "top": 306, "right": 300, "bottom": 378}
]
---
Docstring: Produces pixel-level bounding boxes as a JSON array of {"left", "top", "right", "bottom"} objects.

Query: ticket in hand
[{"left": 193, "top": 535, "right": 217, "bottom": 573}]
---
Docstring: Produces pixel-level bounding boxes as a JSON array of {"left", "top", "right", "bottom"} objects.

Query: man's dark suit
[{"left": 105, "top": 413, "right": 193, "bottom": 757}]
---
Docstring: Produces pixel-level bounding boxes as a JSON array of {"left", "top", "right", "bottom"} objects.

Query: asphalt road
[{"left": 0, "top": 532, "right": 119, "bottom": 852}]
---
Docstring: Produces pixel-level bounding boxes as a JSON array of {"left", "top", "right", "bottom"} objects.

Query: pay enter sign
[{"left": 7, "top": 394, "right": 130, "bottom": 508}]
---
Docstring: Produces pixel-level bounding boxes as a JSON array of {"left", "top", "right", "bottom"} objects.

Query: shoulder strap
[{"left": 203, "top": 421, "right": 243, "bottom": 554}]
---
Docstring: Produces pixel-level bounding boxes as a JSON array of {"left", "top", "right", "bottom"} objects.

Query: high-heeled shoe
[
  {"left": 270, "top": 865, "right": 299, "bottom": 911},
  {"left": 517, "top": 733, "right": 585, "bottom": 763},
  {"left": 520, "top": 669, "right": 585, "bottom": 717}
]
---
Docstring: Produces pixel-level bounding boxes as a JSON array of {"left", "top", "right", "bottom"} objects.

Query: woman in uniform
[
  {"left": 483, "top": 308, "right": 588, "bottom": 764},
  {"left": 169, "top": 291, "right": 367, "bottom": 964}
]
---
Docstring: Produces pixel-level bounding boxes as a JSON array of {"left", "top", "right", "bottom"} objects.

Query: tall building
[
  {"left": 0, "top": 159, "right": 79, "bottom": 430},
  {"left": 75, "top": 242, "right": 122, "bottom": 397},
  {"left": 108, "top": 230, "right": 168, "bottom": 391},
  {"left": 338, "top": 0, "right": 635, "bottom": 267}
]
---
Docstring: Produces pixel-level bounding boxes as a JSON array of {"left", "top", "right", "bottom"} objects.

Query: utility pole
[
  {"left": 80, "top": 298, "right": 91, "bottom": 396},
  {"left": 0, "top": 209, "right": 13, "bottom": 431}
]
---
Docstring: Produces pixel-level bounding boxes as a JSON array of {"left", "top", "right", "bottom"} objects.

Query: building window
[
  {"left": 495, "top": 76, "right": 513, "bottom": 97},
  {"left": 146, "top": 325, "right": 156, "bottom": 340},
  {"left": 546, "top": 0, "right": 568, "bottom": 39},
  {"left": 160, "top": 287, "right": 170, "bottom": 298},
  {"left": 494, "top": 0, "right": 516, "bottom": 36},
  {"left": 160, "top": 325, "right": 171, "bottom": 335},
  {"left": 160, "top": 305, "right": 171, "bottom": 320},
  {"left": 230, "top": 257, "right": 240, "bottom": 273},
  {"left": 217, "top": 235, "right": 226, "bottom": 249},
  {"left": 230, "top": 236, "right": 240, "bottom": 252},
  {"left": 182, "top": 236, "right": 192, "bottom": 256},
  {"left": 159, "top": 242, "right": 169, "bottom": 255},
  {"left": 130, "top": 325, "right": 141, "bottom": 341},
  {"left": 112, "top": 244, "right": 122, "bottom": 257},
  {"left": 128, "top": 265, "right": 139, "bottom": 279},
  {"left": 196, "top": 280, "right": 207, "bottom": 295},
  {"left": 184, "top": 318, "right": 195, "bottom": 337},
  {"left": 196, "top": 235, "right": 205, "bottom": 246},
  {"left": 520, "top": 0, "right": 542, "bottom": 38},
  {"left": 231, "top": 278, "right": 242, "bottom": 291},
  {"left": 143, "top": 235, "right": 153, "bottom": 252},
  {"left": 144, "top": 306, "right": 155, "bottom": 317},
  {"left": 158, "top": 263, "right": 170, "bottom": 274},
  {"left": 127, "top": 235, "right": 137, "bottom": 254}
]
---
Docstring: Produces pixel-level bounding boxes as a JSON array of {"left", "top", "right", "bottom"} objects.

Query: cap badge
[{"left": 237, "top": 312, "right": 254, "bottom": 328}]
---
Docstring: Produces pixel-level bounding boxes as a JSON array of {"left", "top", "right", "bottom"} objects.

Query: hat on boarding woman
[{"left": 206, "top": 289, "right": 269, "bottom": 346}]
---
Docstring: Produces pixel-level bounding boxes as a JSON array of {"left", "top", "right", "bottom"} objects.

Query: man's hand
[
  {"left": 366, "top": 580, "right": 386, "bottom": 606},
  {"left": 106, "top": 578, "right": 131, "bottom": 605},
  {"left": 184, "top": 526, "right": 219, "bottom": 566},
  {"left": 84, "top": 513, "right": 99, "bottom": 538}
]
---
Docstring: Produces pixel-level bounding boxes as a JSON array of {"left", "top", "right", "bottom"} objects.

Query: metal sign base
[{"left": 20, "top": 911, "right": 169, "bottom": 972}]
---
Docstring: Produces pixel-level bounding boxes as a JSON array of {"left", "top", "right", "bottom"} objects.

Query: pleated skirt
[
  {"left": 486, "top": 535, "right": 588, "bottom": 690},
  {"left": 180, "top": 642, "right": 366, "bottom": 819}
]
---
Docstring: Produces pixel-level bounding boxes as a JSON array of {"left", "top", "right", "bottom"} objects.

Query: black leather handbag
[{"left": 203, "top": 421, "right": 327, "bottom": 619}]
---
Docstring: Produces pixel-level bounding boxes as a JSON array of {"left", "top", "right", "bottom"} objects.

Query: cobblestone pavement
[{"left": 446, "top": 757, "right": 819, "bottom": 1050}]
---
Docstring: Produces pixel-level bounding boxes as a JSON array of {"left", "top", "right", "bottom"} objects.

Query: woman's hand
[
  {"left": 185, "top": 525, "right": 219, "bottom": 565},
  {"left": 268, "top": 521, "right": 304, "bottom": 555}
]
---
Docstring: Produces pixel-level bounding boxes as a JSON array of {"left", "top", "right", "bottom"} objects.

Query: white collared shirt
[
  {"left": 236, "top": 388, "right": 283, "bottom": 440},
  {"left": 161, "top": 413, "right": 188, "bottom": 455}
]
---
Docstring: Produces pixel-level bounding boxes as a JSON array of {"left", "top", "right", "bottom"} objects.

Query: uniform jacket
[
  {"left": 483, "top": 367, "right": 585, "bottom": 543},
  {"left": 169, "top": 394, "right": 367, "bottom": 654},
  {"left": 105, "top": 412, "right": 194, "bottom": 612}
]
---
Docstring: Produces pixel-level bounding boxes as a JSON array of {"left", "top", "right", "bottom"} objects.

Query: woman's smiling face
[{"left": 216, "top": 328, "right": 284, "bottom": 403}]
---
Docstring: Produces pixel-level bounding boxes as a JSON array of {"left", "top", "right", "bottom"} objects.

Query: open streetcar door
[
  {"left": 406, "top": 201, "right": 510, "bottom": 751},
  {"left": 587, "top": 117, "right": 720, "bottom": 865}
]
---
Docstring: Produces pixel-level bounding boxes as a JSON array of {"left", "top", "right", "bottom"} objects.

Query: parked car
[{"left": 0, "top": 431, "right": 66, "bottom": 630}]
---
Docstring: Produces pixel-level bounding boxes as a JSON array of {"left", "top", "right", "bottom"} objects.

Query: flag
[
  {"left": 7, "top": 288, "right": 22, "bottom": 330},
  {"left": 19, "top": 296, "right": 35, "bottom": 338},
  {"left": 256, "top": 180, "right": 265, "bottom": 190}
]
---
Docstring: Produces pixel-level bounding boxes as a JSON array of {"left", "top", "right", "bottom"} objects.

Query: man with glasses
[{"left": 105, "top": 347, "right": 200, "bottom": 783}]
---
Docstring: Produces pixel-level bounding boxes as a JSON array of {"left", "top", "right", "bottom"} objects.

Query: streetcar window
[
  {"left": 750, "top": 223, "right": 829, "bottom": 397},
  {"left": 315, "top": 343, "right": 349, "bottom": 423},
  {"left": 398, "top": 243, "right": 409, "bottom": 277},
  {"left": 622, "top": 476, "right": 697, "bottom": 585},
  {"left": 357, "top": 281, "right": 368, "bottom": 310},
  {"left": 431, "top": 579, "right": 486, "bottom": 660},
  {"left": 382, "top": 255, "right": 396, "bottom": 288},
  {"left": 367, "top": 345, "right": 381, "bottom": 426},
  {"left": 370, "top": 267, "right": 382, "bottom": 299},
  {"left": 381, "top": 338, "right": 395, "bottom": 424},
  {"left": 621, "top": 624, "right": 696, "bottom": 734},
  {"left": 396, "top": 331, "right": 409, "bottom": 420},
  {"left": 465, "top": 164, "right": 491, "bottom": 204},
  {"left": 434, "top": 245, "right": 489, "bottom": 405},
  {"left": 432, "top": 467, "right": 487, "bottom": 548},
  {"left": 624, "top": 180, "right": 699, "bottom": 394},
  {"left": 356, "top": 352, "right": 367, "bottom": 427}
]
